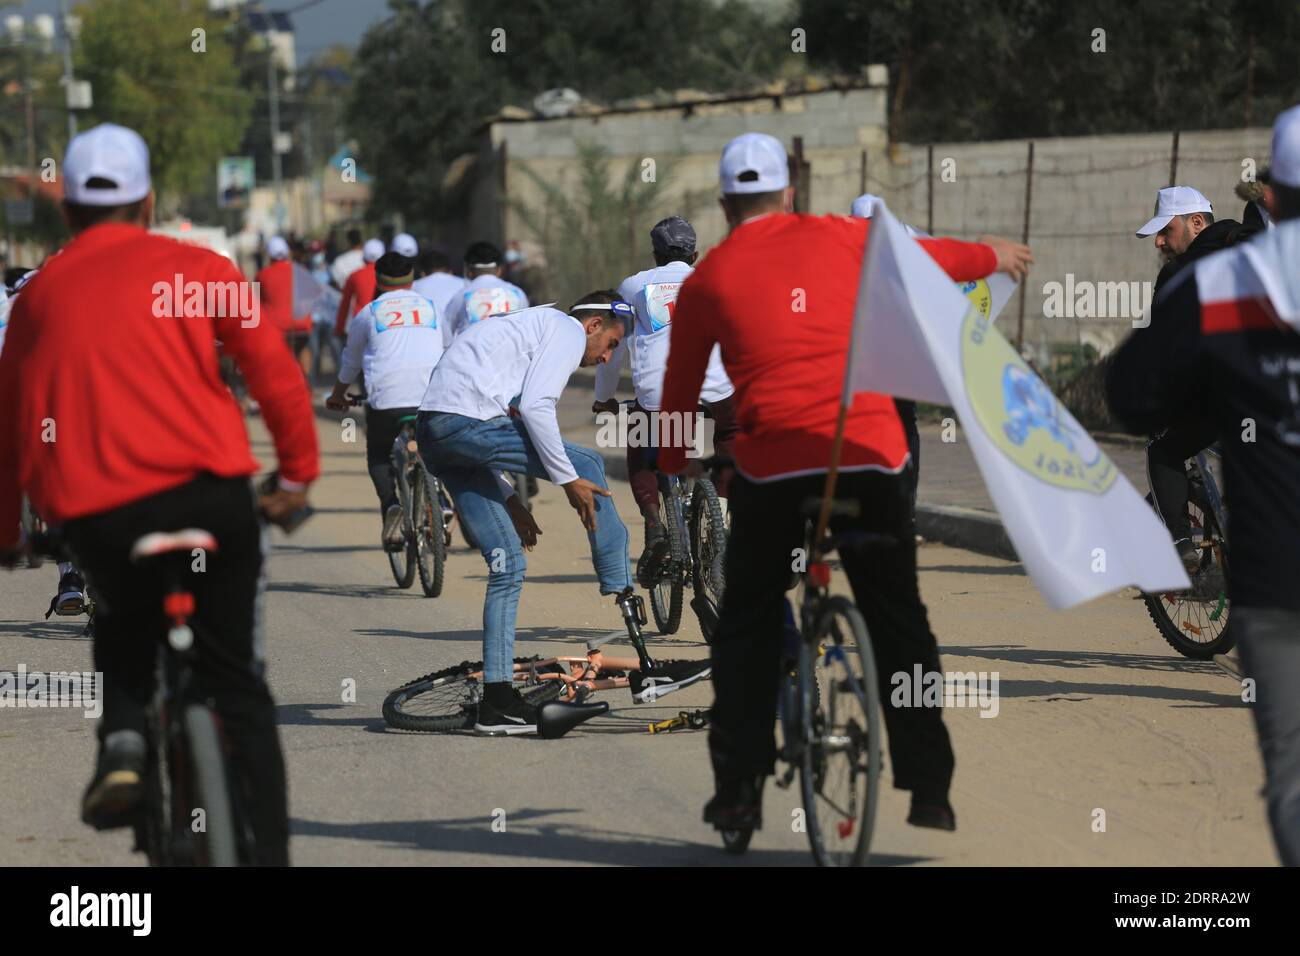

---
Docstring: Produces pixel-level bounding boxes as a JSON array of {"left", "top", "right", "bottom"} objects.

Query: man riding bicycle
[
  {"left": 443, "top": 240, "right": 530, "bottom": 339},
  {"left": 659, "top": 131, "right": 1032, "bottom": 835},
  {"left": 417, "top": 293, "right": 711, "bottom": 735},
  {"left": 0, "top": 123, "right": 318, "bottom": 865},
  {"left": 1134, "top": 186, "right": 1256, "bottom": 571},
  {"left": 327, "top": 252, "right": 448, "bottom": 550},
  {"left": 593, "top": 216, "right": 738, "bottom": 587}
]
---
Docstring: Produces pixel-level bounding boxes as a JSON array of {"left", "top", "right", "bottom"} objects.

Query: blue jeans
[{"left": 416, "top": 412, "right": 632, "bottom": 682}]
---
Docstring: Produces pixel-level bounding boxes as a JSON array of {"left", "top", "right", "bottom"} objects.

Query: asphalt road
[{"left": 0, "top": 402, "right": 1276, "bottom": 866}]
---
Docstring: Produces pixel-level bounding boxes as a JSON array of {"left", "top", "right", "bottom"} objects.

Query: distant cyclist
[
  {"left": 334, "top": 237, "right": 385, "bottom": 339},
  {"left": 443, "top": 240, "right": 529, "bottom": 339},
  {"left": 412, "top": 247, "right": 468, "bottom": 319},
  {"left": 593, "top": 216, "right": 738, "bottom": 586},
  {"left": 326, "top": 252, "right": 448, "bottom": 550}
]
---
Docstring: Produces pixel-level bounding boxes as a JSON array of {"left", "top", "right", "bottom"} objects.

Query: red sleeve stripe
[{"left": 1201, "top": 297, "right": 1282, "bottom": 335}]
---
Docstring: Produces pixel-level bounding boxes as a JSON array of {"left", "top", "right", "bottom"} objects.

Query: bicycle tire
[
  {"left": 388, "top": 456, "right": 417, "bottom": 589},
  {"left": 689, "top": 478, "right": 727, "bottom": 642},
  {"left": 720, "top": 826, "right": 753, "bottom": 854},
  {"left": 649, "top": 480, "right": 685, "bottom": 635},
  {"left": 799, "top": 596, "right": 882, "bottom": 867},
  {"left": 414, "top": 470, "right": 446, "bottom": 598},
  {"left": 1142, "top": 490, "right": 1233, "bottom": 659},
  {"left": 182, "top": 705, "right": 239, "bottom": 867},
  {"left": 382, "top": 657, "right": 562, "bottom": 733}
]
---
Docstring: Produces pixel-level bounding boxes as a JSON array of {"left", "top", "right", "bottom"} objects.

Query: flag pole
[{"left": 813, "top": 200, "right": 883, "bottom": 559}]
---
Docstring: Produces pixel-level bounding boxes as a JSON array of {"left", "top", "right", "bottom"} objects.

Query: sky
[{"left": 3, "top": 0, "right": 394, "bottom": 61}]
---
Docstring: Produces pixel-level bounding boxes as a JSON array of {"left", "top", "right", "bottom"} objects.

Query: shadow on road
[
  {"left": 289, "top": 810, "right": 926, "bottom": 866},
  {"left": 944, "top": 643, "right": 1220, "bottom": 674},
  {"left": 276, "top": 701, "right": 387, "bottom": 730},
  {"left": 920, "top": 562, "right": 1027, "bottom": 576},
  {"left": 0, "top": 619, "right": 90, "bottom": 642},
  {"left": 268, "top": 581, "right": 410, "bottom": 600}
]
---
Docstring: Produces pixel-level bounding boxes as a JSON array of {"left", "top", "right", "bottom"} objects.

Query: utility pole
[
  {"left": 267, "top": 51, "right": 284, "bottom": 233},
  {"left": 58, "top": 0, "right": 77, "bottom": 142}
]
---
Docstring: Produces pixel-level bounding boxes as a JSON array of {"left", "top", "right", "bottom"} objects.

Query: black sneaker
[
  {"left": 636, "top": 521, "right": 670, "bottom": 588},
  {"left": 54, "top": 570, "right": 87, "bottom": 616},
  {"left": 81, "top": 731, "right": 146, "bottom": 831},
  {"left": 382, "top": 504, "right": 406, "bottom": 552},
  {"left": 629, "top": 658, "right": 712, "bottom": 704},
  {"left": 474, "top": 691, "right": 539, "bottom": 736},
  {"left": 907, "top": 794, "right": 957, "bottom": 831},
  {"left": 703, "top": 775, "right": 764, "bottom": 831}
]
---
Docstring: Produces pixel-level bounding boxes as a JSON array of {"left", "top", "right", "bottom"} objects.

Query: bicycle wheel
[
  {"left": 689, "top": 478, "right": 727, "bottom": 642},
  {"left": 414, "top": 470, "right": 447, "bottom": 598},
  {"left": 799, "top": 596, "right": 882, "bottom": 867},
  {"left": 388, "top": 463, "right": 416, "bottom": 590},
  {"left": 20, "top": 498, "right": 44, "bottom": 569},
  {"left": 1143, "top": 489, "right": 1233, "bottom": 659},
  {"left": 649, "top": 480, "right": 685, "bottom": 635},
  {"left": 182, "top": 705, "right": 239, "bottom": 867},
  {"left": 382, "top": 657, "right": 563, "bottom": 733}
]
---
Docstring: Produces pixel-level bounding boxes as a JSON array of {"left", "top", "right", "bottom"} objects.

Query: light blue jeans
[{"left": 416, "top": 412, "right": 632, "bottom": 682}]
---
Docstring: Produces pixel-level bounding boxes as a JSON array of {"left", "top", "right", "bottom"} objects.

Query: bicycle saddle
[
  {"left": 129, "top": 529, "right": 219, "bottom": 563},
  {"left": 537, "top": 700, "right": 609, "bottom": 739}
]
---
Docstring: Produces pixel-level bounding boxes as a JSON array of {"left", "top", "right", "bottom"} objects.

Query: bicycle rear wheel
[
  {"left": 182, "top": 705, "right": 239, "bottom": 867},
  {"left": 799, "top": 596, "right": 882, "bottom": 867},
  {"left": 649, "top": 480, "right": 685, "bottom": 635},
  {"left": 382, "top": 657, "right": 563, "bottom": 733},
  {"left": 689, "top": 478, "right": 727, "bottom": 642},
  {"left": 414, "top": 471, "right": 447, "bottom": 598}
]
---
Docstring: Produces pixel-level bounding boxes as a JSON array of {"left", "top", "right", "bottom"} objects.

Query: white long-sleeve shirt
[
  {"left": 421, "top": 306, "right": 585, "bottom": 485},
  {"left": 340, "top": 288, "right": 445, "bottom": 410},
  {"left": 597, "top": 261, "right": 733, "bottom": 410},
  {"left": 443, "top": 273, "right": 529, "bottom": 339}
]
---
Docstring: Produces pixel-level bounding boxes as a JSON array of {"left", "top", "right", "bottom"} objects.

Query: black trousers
[
  {"left": 894, "top": 398, "right": 920, "bottom": 515},
  {"left": 365, "top": 405, "right": 418, "bottom": 515},
  {"left": 1147, "top": 419, "right": 1218, "bottom": 540},
  {"left": 63, "top": 474, "right": 289, "bottom": 866},
  {"left": 710, "top": 468, "right": 954, "bottom": 800}
]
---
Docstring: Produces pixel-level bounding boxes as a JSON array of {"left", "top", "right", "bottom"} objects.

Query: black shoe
[
  {"left": 636, "top": 522, "right": 671, "bottom": 588},
  {"left": 473, "top": 690, "right": 539, "bottom": 736},
  {"left": 81, "top": 731, "right": 146, "bottom": 831},
  {"left": 382, "top": 505, "right": 406, "bottom": 552},
  {"left": 629, "top": 658, "right": 712, "bottom": 704},
  {"left": 907, "top": 794, "right": 956, "bottom": 831},
  {"left": 1173, "top": 536, "right": 1201, "bottom": 574},
  {"left": 703, "top": 775, "right": 764, "bottom": 831},
  {"left": 53, "top": 570, "right": 86, "bottom": 617}
]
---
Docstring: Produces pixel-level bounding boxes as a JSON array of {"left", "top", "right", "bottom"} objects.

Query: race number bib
[
  {"left": 464, "top": 286, "right": 523, "bottom": 325},
  {"left": 372, "top": 297, "right": 435, "bottom": 333},
  {"left": 642, "top": 282, "right": 681, "bottom": 333}
]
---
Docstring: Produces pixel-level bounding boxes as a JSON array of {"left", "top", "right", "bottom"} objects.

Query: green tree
[{"left": 75, "top": 0, "right": 250, "bottom": 203}]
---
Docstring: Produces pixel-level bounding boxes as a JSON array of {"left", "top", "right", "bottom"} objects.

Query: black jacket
[
  {"left": 1108, "top": 223, "right": 1300, "bottom": 611},
  {"left": 1154, "top": 218, "right": 1256, "bottom": 294}
]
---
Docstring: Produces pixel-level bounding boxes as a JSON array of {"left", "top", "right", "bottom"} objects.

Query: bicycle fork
[{"left": 584, "top": 589, "right": 657, "bottom": 672}]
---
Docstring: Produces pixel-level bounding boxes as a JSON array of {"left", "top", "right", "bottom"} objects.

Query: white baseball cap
[
  {"left": 363, "top": 238, "right": 385, "bottom": 262},
  {"left": 1270, "top": 104, "right": 1300, "bottom": 189},
  {"left": 392, "top": 232, "right": 418, "bottom": 257},
  {"left": 850, "top": 193, "right": 883, "bottom": 218},
  {"left": 1135, "top": 186, "right": 1213, "bottom": 237},
  {"left": 266, "top": 236, "right": 290, "bottom": 261},
  {"left": 719, "top": 133, "right": 789, "bottom": 195},
  {"left": 62, "top": 123, "right": 152, "bottom": 206}
]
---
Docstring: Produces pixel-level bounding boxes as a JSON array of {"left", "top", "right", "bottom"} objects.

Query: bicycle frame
[{"left": 1193, "top": 448, "right": 1228, "bottom": 560}]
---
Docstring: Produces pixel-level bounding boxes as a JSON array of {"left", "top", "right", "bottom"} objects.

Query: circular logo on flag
[
  {"left": 959, "top": 279, "right": 993, "bottom": 319},
  {"left": 960, "top": 307, "right": 1117, "bottom": 495}
]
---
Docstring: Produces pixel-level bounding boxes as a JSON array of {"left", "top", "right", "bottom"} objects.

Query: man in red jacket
[
  {"left": 659, "top": 132, "right": 1032, "bottom": 838},
  {"left": 334, "top": 238, "right": 384, "bottom": 338},
  {"left": 255, "top": 235, "right": 314, "bottom": 374},
  {"left": 0, "top": 123, "right": 319, "bottom": 865}
]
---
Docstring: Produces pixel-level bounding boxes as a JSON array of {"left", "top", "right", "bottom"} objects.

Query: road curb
[{"left": 915, "top": 503, "right": 1018, "bottom": 562}]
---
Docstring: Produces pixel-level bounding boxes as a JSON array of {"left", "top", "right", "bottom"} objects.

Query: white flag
[
  {"left": 846, "top": 198, "right": 1189, "bottom": 609},
  {"left": 291, "top": 262, "right": 327, "bottom": 319}
]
